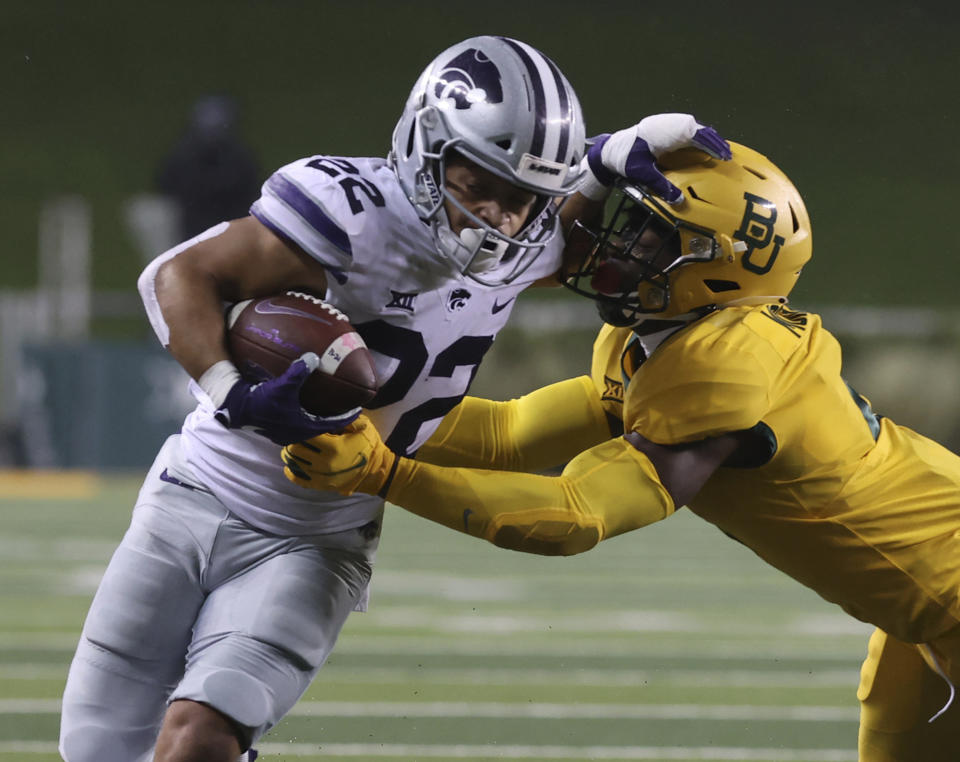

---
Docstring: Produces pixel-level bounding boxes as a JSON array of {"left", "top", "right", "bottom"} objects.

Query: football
[{"left": 225, "top": 291, "right": 378, "bottom": 416}]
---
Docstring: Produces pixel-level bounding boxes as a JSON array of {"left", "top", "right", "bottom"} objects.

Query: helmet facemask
[
  {"left": 564, "top": 185, "right": 718, "bottom": 327},
  {"left": 413, "top": 134, "right": 563, "bottom": 285}
]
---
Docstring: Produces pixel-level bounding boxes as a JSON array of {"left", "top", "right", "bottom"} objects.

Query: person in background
[{"left": 157, "top": 94, "right": 261, "bottom": 241}]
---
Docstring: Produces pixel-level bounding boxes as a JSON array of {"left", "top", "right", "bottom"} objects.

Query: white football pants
[{"left": 59, "top": 436, "right": 380, "bottom": 761}]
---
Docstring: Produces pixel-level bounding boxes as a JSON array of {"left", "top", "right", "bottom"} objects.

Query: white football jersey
[{"left": 178, "top": 155, "right": 564, "bottom": 535}]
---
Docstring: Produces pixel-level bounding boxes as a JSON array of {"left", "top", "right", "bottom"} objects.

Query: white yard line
[
  {"left": 256, "top": 744, "right": 859, "bottom": 761},
  {"left": 285, "top": 701, "right": 859, "bottom": 722},
  {"left": 356, "top": 608, "right": 869, "bottom": 639},
  {"left": 0, "top": 633, "right": 79, "bottom": 649},
  {"left": 0, "top": 742, "right": 60, "bottom": 753},
  {"left": 311, "top": 666, "right": 860, "bottom": 687},
  {"left": 0, "top": 664, "right": 67, "bottom": 679},
  {"left": 0, "top": 630, "right": 866, "bottom": 660},
  {"left": 334, "top": 634, "right": 868, "bottom": 659},
  {"left": 0, "top": 698, "right": 857, "bottom": 721},
  {"left": 0, "top": 740, "right": 859, "bottom": 760},
  {"left": 0, "top": 663, "right": 859, "bottom": 687}
]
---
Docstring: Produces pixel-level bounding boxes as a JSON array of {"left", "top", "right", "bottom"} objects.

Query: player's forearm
[
  {"left": 416, "top": 376, "right": 612, "bottom": 472},
  {"left": 388, "top": 436, "right": 675, "bottom": 556},
  {"left": 140, "top": 217, "right": 328, "bottom": 383},
  {"left": 154, "top": 255, "right": 234, "bottom": 381},
  {"left": 558, "top": 192, "right": 604, "bottom": 278},
  {"left": 138, "top": 221, "right": 234, "bottom": 361},
  {"left": 559, "top": 191, "right": 604, "bottom": 237}
]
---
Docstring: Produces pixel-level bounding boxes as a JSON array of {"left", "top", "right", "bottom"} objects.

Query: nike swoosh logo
[
  {"left": 491, "top": 297, "right": 514, "bottom": 314},
  {"left": 463, "top": 508, "right": 474, "bottom": 532},
  {"left": 254, "top": 300, "right": 334, "bottom": 325},
  {"left": 159, "top": 468, "right": 212, "bottom": 494},
  {"left": 320, "top": 454, "right": 368, "bottom": 476}
]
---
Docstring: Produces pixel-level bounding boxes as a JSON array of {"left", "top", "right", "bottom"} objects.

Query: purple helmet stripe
[
  {"left": 541, "top": 56, "right": 571, "bottom": 164},
  {"left": 264, "top": 174, "right": 353, "bottom": 257},
  {"left": 498, "top": 37, "right": 547, "bottom": 158}
]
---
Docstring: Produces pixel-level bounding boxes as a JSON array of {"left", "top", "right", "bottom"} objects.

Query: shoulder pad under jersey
[{"left": 250, "top": 155, "right": 396, "bottom": 280}]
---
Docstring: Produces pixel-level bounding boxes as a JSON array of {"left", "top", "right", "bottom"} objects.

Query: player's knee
[
  {"left": 61, "top": 642, "right": 168, "bottom": 762},
  {"left": 171, "top": 668, "right": 273, "bottom": 749},
  {"left": 60, "top": 725, "right": 150, "bottom": 762}
]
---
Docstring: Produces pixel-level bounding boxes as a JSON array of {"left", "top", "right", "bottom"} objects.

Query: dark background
[{"left": 5, "top": 1, "right": 959, "bottom": 308}]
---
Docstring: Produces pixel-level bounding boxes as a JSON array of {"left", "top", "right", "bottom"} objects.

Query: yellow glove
[{"left": 282, "top": 415, "right": 398, "bottom": 496}]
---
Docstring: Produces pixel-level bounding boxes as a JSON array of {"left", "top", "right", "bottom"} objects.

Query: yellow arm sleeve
[
  {"left": 415, "top": 376, "right": 612, "bottom": 472},
  {"left": 386, "top": 436, "right": 675, "bottom": 556}
]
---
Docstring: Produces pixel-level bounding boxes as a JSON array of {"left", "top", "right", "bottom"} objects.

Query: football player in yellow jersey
[{"left": 282, "top": 143, "right": 960, "bottom": 760}]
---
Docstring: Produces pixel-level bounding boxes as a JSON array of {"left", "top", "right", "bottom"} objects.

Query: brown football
[{"left": 225, "top": 291, "right": 378, "bottom": 416}]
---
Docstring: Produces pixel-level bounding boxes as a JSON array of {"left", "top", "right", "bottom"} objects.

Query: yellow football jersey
[{"left": 591, "top": 304, "right": 960, "bottom": 645}]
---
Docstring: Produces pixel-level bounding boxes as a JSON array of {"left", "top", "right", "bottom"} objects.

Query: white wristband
[
  {"left": 577, "top": 158, "right": 612, "bottom": 202},
  {"left": 198, "top": 360, "right": 242, "bottom": 408}
]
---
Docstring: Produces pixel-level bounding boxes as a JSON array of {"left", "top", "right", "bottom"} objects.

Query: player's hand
[
  {"left": 214, "top": 353, "right": 360, "bottom": 446},
  {"left": 583, "top": 113, "right": 731, "bottom": 204},
  {"left": 282, "top": 415, "right": 397, "bottom": 496}
]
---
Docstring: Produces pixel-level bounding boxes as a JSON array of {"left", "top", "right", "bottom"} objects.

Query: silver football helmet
[{"left": 390, "top": 36, "right": 586, "bottom": 285}]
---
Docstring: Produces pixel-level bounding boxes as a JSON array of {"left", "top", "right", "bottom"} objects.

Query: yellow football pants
[{"left": 858, "top": 628, "right": 960, "bottom": 761}]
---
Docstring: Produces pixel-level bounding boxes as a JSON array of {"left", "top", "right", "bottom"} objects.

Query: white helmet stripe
[
  {"left": 542, "top": 54, "right": 573, "bottom": 164},
  {"left": 519, "top": 39, "right": 570, "bottom": 165},
  {"left": 498, "top": 38, "right": 570, "bottom": 166},
  {"left": 498, "top": 38, "right": 548, "bottom": 157}
]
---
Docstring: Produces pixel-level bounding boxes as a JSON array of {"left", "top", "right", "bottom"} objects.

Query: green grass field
[{"left": 1, "top": 473, "right": 868, "bottom": 761}]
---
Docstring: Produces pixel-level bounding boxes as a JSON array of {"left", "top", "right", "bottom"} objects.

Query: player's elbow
[
  {"left": 489, "top": 514, "right": 602, "bottom": 556},
  {"left": 136, "top": 257, "right": 160, "bottom": 307},
  {"left": 137, "top": 255, "right": 176, "bottom": 347}
]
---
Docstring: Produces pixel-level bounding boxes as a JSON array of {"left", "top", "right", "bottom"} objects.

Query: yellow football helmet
[{"left": 564, "top": 142, "right": 812, "bottom": 327}]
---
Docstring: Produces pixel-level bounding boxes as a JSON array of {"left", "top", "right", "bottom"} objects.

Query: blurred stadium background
[{"left": 2, "top": 1, "right": 957, "bottom": 759}]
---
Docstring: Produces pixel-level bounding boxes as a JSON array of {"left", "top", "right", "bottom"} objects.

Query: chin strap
[
  {"left": 458, "top": 228, "right": 509, "bottom": 274},
  {"left": 923, "top": 644, "right": 957, "bottom": 723}
]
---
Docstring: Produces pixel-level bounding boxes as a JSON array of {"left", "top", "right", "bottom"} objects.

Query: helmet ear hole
[
  {"left": 789, "top": 202, "right": 800, "bottom": 233},
  {"left": 404, "top": 122, "right": 416, "bottom": 158},
  {"left": 704, "top": 279, "right": 740, "bottom": 293},
  {"left": 495, "top": 139, "right": 512, "bottom": 150}
]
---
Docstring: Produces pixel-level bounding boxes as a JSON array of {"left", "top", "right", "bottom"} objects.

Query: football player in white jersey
[{"left": 58, "top": 35, "right": 727, "bottom": 762}]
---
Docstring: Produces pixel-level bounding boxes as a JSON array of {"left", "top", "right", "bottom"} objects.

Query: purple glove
[
  {"left": 213, "top": 353, "right": 360, "bottom": 446},
  {"left": 584, "top": 113, "right": 732, "bottom": 204}
]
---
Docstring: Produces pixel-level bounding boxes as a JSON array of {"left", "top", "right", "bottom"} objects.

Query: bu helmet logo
[
  {"left": 434, "top": 49, "right": 504, "bottom": 110},
  {"left": 734, "top": 192, "right": 785, "bottom": 275}
]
